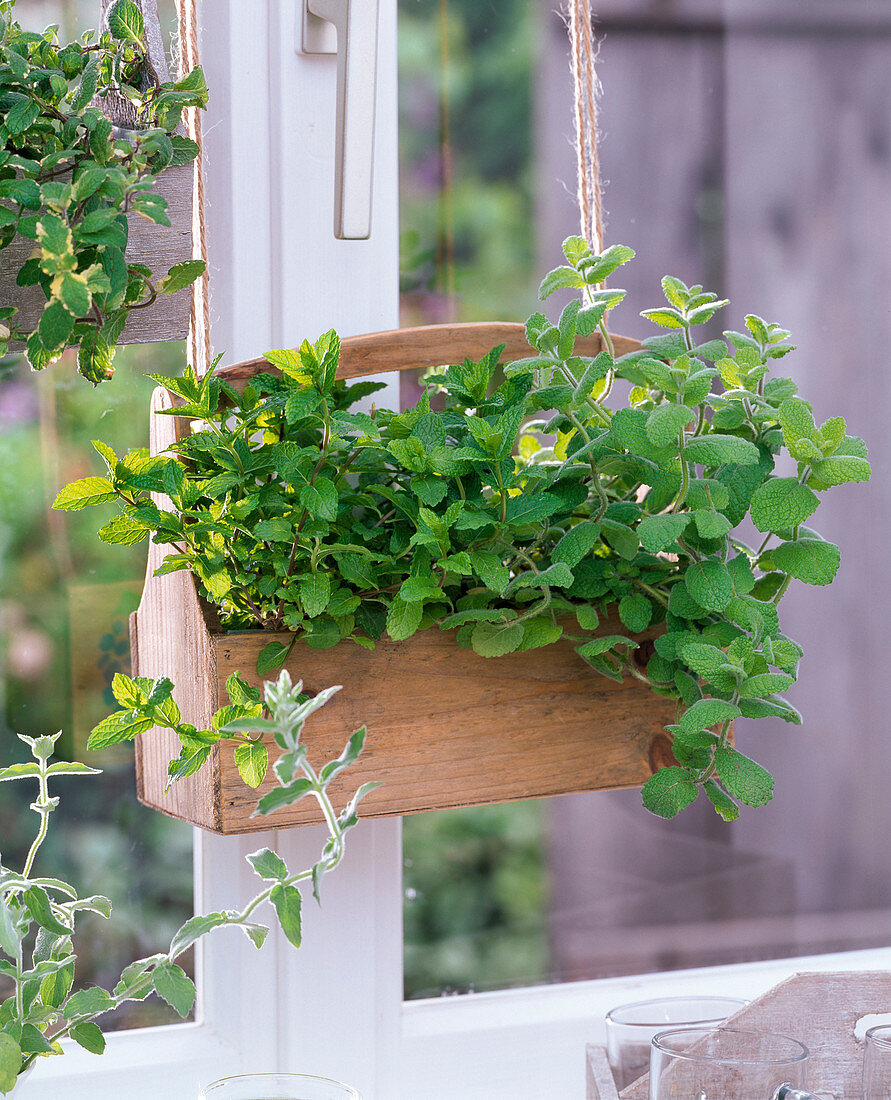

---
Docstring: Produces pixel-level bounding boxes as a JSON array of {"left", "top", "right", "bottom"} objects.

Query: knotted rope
[
  {"left": 568, "top": 0, "right": 604, "bottom": 253},
  {"left": 176, "top": 0, "right": 211, "bottom": 377}
]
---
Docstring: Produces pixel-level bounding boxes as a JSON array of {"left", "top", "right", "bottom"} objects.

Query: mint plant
[
  {"left": 0, "top": 670, "right": 377, "bottom": 1094},
  {"left": 0, "top": 0, "right": 207, "bottom": 382},
  {"left": 56, "top": 238, "right": 870, "bottom": 820}
]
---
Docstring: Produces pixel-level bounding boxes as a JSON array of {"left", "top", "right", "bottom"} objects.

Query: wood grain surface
[{"left": 216, "top": 323, "right": 642, "bottom": 384}]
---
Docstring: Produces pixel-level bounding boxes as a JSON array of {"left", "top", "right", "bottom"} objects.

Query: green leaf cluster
[
  {"left": 0, "top": 670, "right": 374, "bottom": 1091},
  {"left": 62, "top": 239, "right": 869, "bottom": 821},
  {"left": 0, "top": 3, "right": 208, "bottom": 381}
]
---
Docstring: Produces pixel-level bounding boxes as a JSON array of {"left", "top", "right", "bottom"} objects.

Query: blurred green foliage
[
  {"left": 0, "top": 341, "right": 194, "bottom": 1030},
  {"left": 398, "top": 0, "right": 539, "bottom": 323}
]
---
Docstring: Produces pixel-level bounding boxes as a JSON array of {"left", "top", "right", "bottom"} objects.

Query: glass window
[
  {"left": 398, "top": 0, "right": 891, "bottom": 999},
  {"left": 2, "top": 5, "right": 194, "bottom": 1030}
]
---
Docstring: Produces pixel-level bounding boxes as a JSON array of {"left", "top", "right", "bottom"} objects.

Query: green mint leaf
[
  {"left": 257, "top": 640, "right": 293, "bottom": 676},
  {"left": 107, "top": 0, "right": 145, "bottom": 43},
  {"left": 684, "top": 560, "right": 733, "bottom": 612},
  {"left": 641, "top": 766, "right": 698, "bottom": 817},
  {"left": 246, "top": 847, "right": 289, "bottom": 882},
  {"left": 52, "top": 476, "right": 115, "bottom": 510},
  {"left": 678, "top": 698, "right": 740, "bottom": 732},
  {"left": 637, "top": 512, "right": 690, "bottom": 552},
  {"left": 683, "top": 434, "right": 761, "bottom": 467},
  {"left": 386, "top": 595, "right": 423, "bottom": 641},
  {"left": 152, "top": 963, "right": 196, "bottom": 1018},
  {"left": 770, "top": 538, "right": 840, "bottom": 586},
  {"left": 270, "top": 883, "right": 303, "bottom": 950},
  {"left": 703, "top": 780, "right": 739, "bottom": 822},
  {"left": 69, "top": 1022, "right": 106, "bottom": 1055},
  {"left": 749, "top": 477, "right": 819, "bottom": 533},
  {"left": 713, "top": 746, "right": 774, "bottom": 808},
  {"left": 470, "top": 620, "right": 524, "bottom": 657},
  {"left": 551, "top": 521, "right": 601, "bottom": 568},
  {"left": 618, "top": 592, "right": 652, "bottom": 633},
  {"left": 233, "top": 741, "right": 268, "bottom": 788}
]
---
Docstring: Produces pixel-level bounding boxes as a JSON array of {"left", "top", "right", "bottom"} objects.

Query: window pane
[
  {"left": 0, "top": 341, "right": 194, "bottom": 1030},
  {"left": 399, "top": 0, "right": 891, "bottom": 999}
]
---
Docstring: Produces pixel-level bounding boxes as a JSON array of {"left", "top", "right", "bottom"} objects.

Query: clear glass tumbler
[
  {"left": 648, "top": 1027, "right": 821, "bottom": 1099},
  {"left": 862, "top": 1024, "right": 891, "bottom": 1099},
  {"left": 605, "top": 996, "right": 746, "bottom": 1090},
  {"left": 198, "top": 1074, "right": 361, "bottom": 1100}
]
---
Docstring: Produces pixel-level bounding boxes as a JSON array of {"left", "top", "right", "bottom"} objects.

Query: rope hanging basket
[{"left": 128, "top": 1, "right": 698, "bottom": 833}]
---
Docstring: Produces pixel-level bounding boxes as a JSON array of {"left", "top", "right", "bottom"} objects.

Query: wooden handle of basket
[{"left": 215, "top": 321, "right": 642, "bottom": 385}]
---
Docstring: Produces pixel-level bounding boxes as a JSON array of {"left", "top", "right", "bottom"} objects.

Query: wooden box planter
[
  {"left": 0, "top": 0, "right": 194, "bottom": 347},
  {"left": 131, "top": 322, "right": 684, "bottom": 834}
]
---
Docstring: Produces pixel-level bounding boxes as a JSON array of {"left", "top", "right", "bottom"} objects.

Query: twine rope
[
  {"left": 568, "top": 0, "right": 603, "bottom": 253},
  {"left": 176, "top": 0, "right": 211, "bottom": 377}
]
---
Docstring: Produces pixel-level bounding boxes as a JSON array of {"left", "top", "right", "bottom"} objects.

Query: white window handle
[{"left": 301, "top": 0, "right": 380, "bottom": 240}]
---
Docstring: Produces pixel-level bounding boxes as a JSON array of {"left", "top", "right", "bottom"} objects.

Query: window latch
[{"left": 300, "top": 0, "right": 380, "bottom": 240}]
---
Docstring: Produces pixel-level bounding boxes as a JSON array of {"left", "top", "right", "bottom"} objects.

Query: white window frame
[{"left": 23, "top": 2, "right": 890, "bottom": 1097}]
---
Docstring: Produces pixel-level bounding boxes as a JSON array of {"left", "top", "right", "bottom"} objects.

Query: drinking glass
[
  {"left": 198, "top": 1073, "right": 361, "bottom": 1100},
  {"left": 605, "top": 996, "right": 746, "bottom": 1089},
  {"left": 862, "top": 1024, "right": 891, "bottom": 1099},
  {"left": 648, "top": 1027, "right": 824, "bottom": 1099}
]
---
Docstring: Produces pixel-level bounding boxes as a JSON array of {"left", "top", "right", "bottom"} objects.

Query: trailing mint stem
[{"left": 1, "top": 672, "right": 376, "bottom": 1089}]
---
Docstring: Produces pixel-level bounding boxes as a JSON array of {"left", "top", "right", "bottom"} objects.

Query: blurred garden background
[{"left": 2, "top": 0, "right": 890, "bottom": 1025}]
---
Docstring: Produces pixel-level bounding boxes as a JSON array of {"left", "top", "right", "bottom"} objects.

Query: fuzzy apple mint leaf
[
  {"left": 808, "top": 454, "right": 871, "bottom": 489},
  {"left": 713, "top": 746, "right": 774, "bottom": 808},
  {"left": 641, "top": 766, "right": 698, "bottom": 818},
  {"left": 246, "top": 847, "right": 289, "bottom": 882},
  {"left": 637, "top": 512, "right": 690, "bottom": 552},
  {"left": 749, "top": 477, "right": 819, "bottom": 533},
  {"left": 645, "top": 403, "right": 695, "bottom": 447},
  {"left": 678, "top": 698, "right": 740, "bottom": 732},
  {"left": 684, "top": 560, "right": 733, "bottom": 612},
  {"left": 703, "top": 780, "right": 739, "bottom": 822},
  {"left": 618, "top": 592, "right": 652, "bottom": 632},
  {"left": 470, "top": 620, "right": 524, "bottom": 657},
  {"left": 770, "top": 538, "right": 840, "bottom": 586},
  {"left": 739, "top": 672, "right": 794, "bottom": 698},
  {"left": 551, "top": 521, "right": 601, "bottom": 568},
  {"left": 684, "top": 434, "right": 760, "bottom": 466}
]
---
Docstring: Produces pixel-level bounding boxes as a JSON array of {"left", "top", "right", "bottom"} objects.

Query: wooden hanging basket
[
  {"left": 0, "top": 0, "right": 194, "bottom": 347},
  {"left": 131, "top": 322, "right": 683, "bottom": 834}
]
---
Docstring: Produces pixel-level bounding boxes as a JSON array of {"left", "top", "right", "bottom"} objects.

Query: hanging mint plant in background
[{"left": 0, "top": 0, "right": 207, "bottom": 382}]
